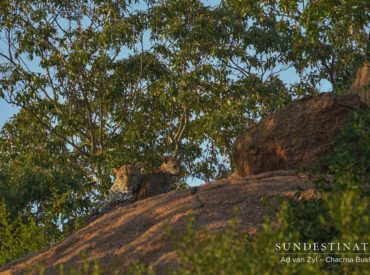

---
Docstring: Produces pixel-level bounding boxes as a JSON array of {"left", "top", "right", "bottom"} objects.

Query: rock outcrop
[
  {"left": 231, "top": 93, "right": 368, "bottom": 177},
  {"left": 349, "top": 62, "right": 369, "bottom": 106},
  {"left": 0, "top": 172, "right": 313, "bottom": 274}
]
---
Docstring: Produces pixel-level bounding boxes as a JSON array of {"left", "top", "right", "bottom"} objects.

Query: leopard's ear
[{"left": 111, "top": 168, "right": 118, "bottom": 174}]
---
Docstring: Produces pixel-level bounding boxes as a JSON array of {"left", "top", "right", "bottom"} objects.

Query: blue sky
[{"left": 0, "top": 100, "right": 18, "bottom": 127}]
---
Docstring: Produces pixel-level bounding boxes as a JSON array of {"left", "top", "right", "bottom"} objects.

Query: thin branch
[{"left": 172, "top": 104, "right": 189, "bottom": 157}]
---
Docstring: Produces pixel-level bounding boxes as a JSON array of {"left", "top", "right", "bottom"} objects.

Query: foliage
[
  {"left": 175, "top": 205, "right": 321, "bottom": 275},
  {"left": 0, "top": 109, "right": 93, "bottom": 214},
  {"left": 323, "top": 109, "right": 370, "bottom": 193},
  {"left": 0, "top": 110, "right": 92, "bottom": 265},
  {"left": 0, "top": 200, "right": 51, "bottom": 266},
  {"left": 226, "top": 0, "right": 369, "bottom": 93},
  {"left": 42, "top": 254, "right": 155, "bottom": 275}
]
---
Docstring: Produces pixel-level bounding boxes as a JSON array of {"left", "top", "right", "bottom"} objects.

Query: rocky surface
[
  {"left": 349, "top": 62, "right": 369, "bottom": 106},
  {"left": 231, "top": 93, "right": 367, "bottom": 177},
  {"left": 1, "top": 171, "right": 313, "bottom": 274}
]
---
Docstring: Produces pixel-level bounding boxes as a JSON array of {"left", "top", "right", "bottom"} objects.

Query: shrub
[{"left": 0, "top": 200, "right": 51, "bottom": 266}]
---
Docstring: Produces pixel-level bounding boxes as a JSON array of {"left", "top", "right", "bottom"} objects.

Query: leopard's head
[
  {"left": 111, "top": 164, "right": 142, "bottom": 192},
  {"left": 159, "top": 157, "right": 181, "bottom": 175}
]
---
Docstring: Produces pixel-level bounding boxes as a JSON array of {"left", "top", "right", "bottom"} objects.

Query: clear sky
[{"left": 0, "top": 100, "right": 18, "bottom": 127}]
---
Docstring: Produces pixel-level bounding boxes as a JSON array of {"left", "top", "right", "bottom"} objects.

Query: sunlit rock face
[
  {"left": 349, "top": 62, "right": 369, "bottom": 106},
  {"left": 232, "top": 93, "right": 368, "bottom": 177}
]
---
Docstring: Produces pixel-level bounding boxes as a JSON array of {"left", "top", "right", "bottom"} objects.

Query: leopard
[
  {"left": 90, "top": 159, "right": 181, "bottom": 215},
  {"left": 90, "top": 164, "right": 142, "bottom": 216},
  {"left": 136, "top": 157, "right": 181, "bottom": 201},
  {"left": 110, "top": 164, "right": 142, "bottom": 194}
]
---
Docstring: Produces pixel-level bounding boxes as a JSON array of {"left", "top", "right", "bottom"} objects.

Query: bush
[
  {"left": 176, "top": 206, "right": 322, "bottom": 275},
  {"left": 0, "top": 200, "right": 51, "bottom": 266}
]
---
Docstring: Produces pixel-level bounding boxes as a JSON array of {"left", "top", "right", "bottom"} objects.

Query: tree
[
  {"left": 0, "top": 109, "right": 91, "bottom": 233},
  {"left": 0, "top": 200, "right": 51, "bottom": 266},
  {"left": 0, "top": 0, "right": 295, "bottom": 184}
]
